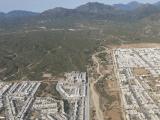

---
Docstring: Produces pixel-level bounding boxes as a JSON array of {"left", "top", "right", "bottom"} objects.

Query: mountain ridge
[
  {"left": 114, "top": 1, "right": 143, "bottom": 11},
  {"left": 1, "top": 1, "right": 160, "bottom": 15},
  {"left": 0, "top": 1, "right": 160, "bottom": 30}
]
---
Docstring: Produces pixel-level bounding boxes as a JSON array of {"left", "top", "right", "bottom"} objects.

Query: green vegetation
[
  {"left": 0, "top": 30, "right": 99, "bottom": 80},
  {"left": 97, "top": 53, "right": 107, "bottom": 62},
  {"left": 1, "top": 2, "right": 160, "bottom": 81},
  {"left": 63, "top": 100, "right": 70, "bottom": 114},
  {"left": 36, "top": 82, "right": 62, "bottom": 99},
  {"left": 2, "top": 19, "right": 160, "bottom": 81},
  {"left": 95, "top": 77, "right": 116, "bottom": 105},
  {"left": 50, "top": 82, "right": 62, "bottom": 99}
]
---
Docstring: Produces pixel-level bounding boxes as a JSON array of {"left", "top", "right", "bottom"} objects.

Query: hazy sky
[{"left": 0, "top": 0, "right": 160, "bottom": 13}]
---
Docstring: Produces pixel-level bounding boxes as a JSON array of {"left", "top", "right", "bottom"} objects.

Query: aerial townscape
[
  {"left": 0, "top": 72, "right": 88, "bottom": 120},
  {"left": 114, "top": 48, "right": 160, "bottom": 120},
  {"left": 2, "top": 0, "right": 160, "bottom": 120}
]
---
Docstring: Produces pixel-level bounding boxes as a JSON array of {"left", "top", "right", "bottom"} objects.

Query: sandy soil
[
  {"left": 90, "top": 82, "right": 104, "bottom": 120},
  {"left": 104, "top": 79, "right": 122, "bottom": 120},
  {"left": 111, "top": 43, "right": 160, "bottom": 48},
  {"left": 90, "top": 50, "right": 106, "bottom": 120},
  {"left": 106, "top": 108, "right": 122, "bottom": 120},
  {"left": 90, "top": 46, "right": 123, "bottom": 120},
  {"left": 133, "top": 67, "right": 150, "bottom": 76}
]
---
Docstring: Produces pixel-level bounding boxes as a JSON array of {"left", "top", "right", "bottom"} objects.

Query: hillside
[
  {"left": 0, "top": 2, "right": 160, "bottom": 31},
  {"left": 1, "top": 1, "right": 160, "bottom": 80},
  {"left": 0, "top": 29, "right": 100, "bottom": 80}
]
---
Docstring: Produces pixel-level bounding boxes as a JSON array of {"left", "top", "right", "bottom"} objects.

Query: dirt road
[{"left": 90, "top": 47, "right": 108, "bottom": 120}]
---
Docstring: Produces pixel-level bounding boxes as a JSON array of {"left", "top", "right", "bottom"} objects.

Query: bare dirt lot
[
  {"left": 133, "top": 67, "right": 150, "bottom": 76},
  {"left": 90, "top": 46, "right": 123, "bottom": 120},
  {"left": 103, "top": 79, "right": 122, "bottom": 120},
  {"left": 112, "top": 43, "right": 160, "bottom": 48}
]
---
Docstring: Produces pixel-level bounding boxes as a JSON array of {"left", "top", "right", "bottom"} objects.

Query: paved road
[{"left": 112, "top": 49, "right": 126, "bottom": 120}]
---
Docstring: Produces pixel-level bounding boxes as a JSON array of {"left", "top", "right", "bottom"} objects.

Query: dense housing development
[
  {"left": 56, "top": 71, "right": 89, "bottom": 120},
  {"left": 0, "top": 81, "right": 41, "bottom": 120},
  {"left": 113, "top": 48, "right": 160, "bottom": 120},
  {"left": 0, "top": 71, "right": 88, "bottom": 120},
  {"left": 32, "top": 97, "right": 67, "bottom": 120}
]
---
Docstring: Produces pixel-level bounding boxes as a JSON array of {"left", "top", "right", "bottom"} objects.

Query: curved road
[{"left": 90, "top": 47, "right": 108, "bottom": 120}]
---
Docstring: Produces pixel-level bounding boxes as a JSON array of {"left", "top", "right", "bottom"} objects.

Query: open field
[
  {"left": 89, "top": 46, "right": 123, "bottom": 120},
  {"left": 0, "top": 30, "right": 99, "bottom": 81},
  {"left": 133, "top": 68, "right": 150, "bottom": 76},
  {"left": 112, "top": 43, "right": 160, "bottom": 48}
]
